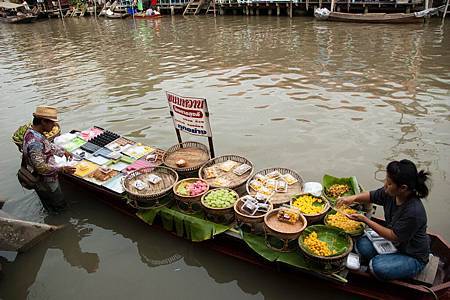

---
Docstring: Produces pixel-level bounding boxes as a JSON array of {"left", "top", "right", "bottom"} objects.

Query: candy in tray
[
  {"left": 204, "top": 166, "right": 218, "bottom": 179},
  {"left": 281, "top": 173, "right": 298, "bottom": 185},
  {"left": 218, "top": 160, "right": 239, "bottom": 172},
  {"left": 249, "top": 179, "right": 264, "bottom": 192},
  {"left": 266, "top": 170, "right": 282, "bottom": 179},
  {"left": 265, "top": 179, "right": 277, "bottom": 191},
  {"left": 254, "top": 174, "right": 267, "bottom": 184},
  {"left": 277, "top": 207, "right": 300, "bottom": 224},
  {"left": 233, "top": 163, "right": 251, "bottom": 176},
  {"left": 275, "top": 180, "right": 288, "bottom": 193},
  {"left": 147, "top": 174, "right": 162, "bottom": 184},
  {"left": 212, "top": 177, "right": 231, "bottom": 187}
]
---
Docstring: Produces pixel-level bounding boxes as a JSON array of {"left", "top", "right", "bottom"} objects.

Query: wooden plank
[{"left": 412, "top": 255, "right": 439, "bottom": 287}]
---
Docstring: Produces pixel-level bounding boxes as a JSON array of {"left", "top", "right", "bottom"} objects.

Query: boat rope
[{"left": 420, "top": 285, "right": 438, "bottom": 300}]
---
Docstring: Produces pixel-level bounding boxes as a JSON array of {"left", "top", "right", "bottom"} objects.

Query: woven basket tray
[
  {"left": 298, "top": 225, "right": 353, "bottom": 268},
  {"left": 234, "top": 197, "right": 273, "bottom": 225},
  {"left": 163, "top": 142, "right": 210, "bottom": 174},
  {"left": 264, "top": 208, "right": 307, "bottom": 240},
  {"left": 122, "top": 166, "right": 178, "bottom": 202},
  {"left": 12, "top": 123, "right": 61, "bottom": 152},
  {"left": 198, "top": 154, "right": 254, "bottom": 190},
  {"left": 246, "top": 168, "right": 304, "bottom": 206},
  {"left": 173, "top": 178, "right": 209, "bottom": 204},
  {"left": 291, "top": 193, "right": 330, "bottom": 224}
]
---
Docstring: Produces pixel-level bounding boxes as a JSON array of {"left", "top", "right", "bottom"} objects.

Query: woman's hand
[
  {"left": 61, "top": 166, "right": 76, "bottom": 175},
  {"left": 347, "top": 213, "right": 369, "bottom": 223},
  {"left": 336, "top": 195, "right": 355, "bottom": 207}
]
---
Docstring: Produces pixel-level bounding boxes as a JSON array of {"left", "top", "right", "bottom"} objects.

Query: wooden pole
[
  {"left": 94, "top": 0, "right": 97, "bottom": 17},
  {"left": 331, "top": 0, "right": 335, "bottom": 12},
  {"left": 57, "top": 0, "right": 64, "bottom": 18},
  {"left": 443, "top": 0, "right": 449, "bottom": 23}
]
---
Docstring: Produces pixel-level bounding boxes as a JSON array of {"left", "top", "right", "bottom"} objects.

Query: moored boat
[
  {"left": 314, "top": 7, "right": 443, "bottom": 24},
  {"left": 133, "top": 13, "right": 162, "bottom": 19},
  {"left": 0, "top": 2, "right": 36, "bottom": 23}
]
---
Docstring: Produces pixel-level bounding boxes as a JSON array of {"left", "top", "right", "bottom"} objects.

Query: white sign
[{"left": 166, "top": 92, "right": 212, "bottom": 137}]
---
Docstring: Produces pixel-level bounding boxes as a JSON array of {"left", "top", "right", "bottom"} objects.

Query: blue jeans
[{"left": 356, "top": 237, "right": 425, "bottom": 281}]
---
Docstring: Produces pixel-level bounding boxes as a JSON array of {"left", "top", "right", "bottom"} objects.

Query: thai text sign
[{"left": 167, "top": 92, "right": 212, "bottom": 137}]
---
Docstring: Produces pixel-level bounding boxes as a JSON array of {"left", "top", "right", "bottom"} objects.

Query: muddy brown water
[{"left": 0, "top": 16, "right": 449, "bottom": 299}]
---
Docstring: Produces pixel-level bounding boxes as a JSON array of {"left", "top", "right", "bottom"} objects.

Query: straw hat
[{"left": 33, "top": 106, "right": 58, "bottom": 122}]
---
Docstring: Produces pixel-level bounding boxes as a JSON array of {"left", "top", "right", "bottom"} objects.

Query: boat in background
[
  {"left": 314, "top": 6, "right": 443, "bottom": 23},
  {"left": 133, "top": 12, "right": 162, "bottom": 19},
  {"left": 0, "top": 2, "right": 36, "bottom": 23}
]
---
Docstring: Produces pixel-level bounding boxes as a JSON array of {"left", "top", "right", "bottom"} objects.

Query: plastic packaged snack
[
  {"left": 233, "top": 163, "right": 251, "bottom": 176},
  {"left": 281, "top": 173, "right": 298, "bottom": 185},
  {"left": 147, "top": 174, "right": 162, "bottom": 184},
  {"left": 134, "top": 180, "right": 147, "bottom": 190},
  {"left": 219, "top": 160, "right": 239, "bottom": 172},
  {"left": 204, "top": 166, "right": 218, "bottom": 179},
  {"left": 212, "top": 177, "right": 231, "bottom": 187},
  {"left": 266, "top": 170, "right": 282, "bottom": 179},
  {"left": 254, "top": 174, "right": 267, "bottom": 184},
  {"left": 276, "top": 180, "right": 288, "bottom": 193},
  {"left": 249, "top": 179, "right": 264, "bottom": 192}
]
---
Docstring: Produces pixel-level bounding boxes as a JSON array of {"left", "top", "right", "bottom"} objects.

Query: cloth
[
  {"left": 23, "top": 128, "right": 65, "bottom": 188},
  {"left": 356, "top": 237, "right": 425, "bottom": 281},
  {"left": 137, "top": 0, "right": 143, "bottom": 11},
  {"left": 370, "top": 188, "right": 430, "bottom": 263},
  {"left": 23, "top": 128, "right": 67, "bottom": 212},
  {"left": 35, "top": 184, "right": 66, "bottom": 214}
]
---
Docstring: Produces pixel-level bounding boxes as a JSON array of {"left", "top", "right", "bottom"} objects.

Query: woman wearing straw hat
[{"left": 22, "top": 106, "right": 76, "bottom": 214}]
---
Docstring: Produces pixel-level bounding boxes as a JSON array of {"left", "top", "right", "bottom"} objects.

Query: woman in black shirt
[{"left": 338, "top": 159, "right": 430, "bottom": 280}]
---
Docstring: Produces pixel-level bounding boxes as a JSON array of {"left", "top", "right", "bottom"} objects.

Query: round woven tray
[
  {"left": 298, "top": 225, "right": 353, "bottom": 271},
  {"left": 234, "top": 197, "right": 273, "bottom": 225},
  {"left": 163, "top": 141, "right": 210, "bottom": 176},
  {"left": 122, "top": 166, "right": 178, "bottom": 203},
  {"left": 198, "top": 154, "right": 254, "bottom": 190},
  {"left": 290, "top": 193, "right": 330, "bottom": 224},
  {"left": 173, "top": 178, "right": 209, "bottom": 204},
  {"left": 246, "top": 168, "right": 304, "bottom": 206},
  {"left": 263, "top": 208, "right": 307, "bottom": 241}
]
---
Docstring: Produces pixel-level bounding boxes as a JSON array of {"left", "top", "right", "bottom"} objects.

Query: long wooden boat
[
  {"left": 0, "top": 2, "right": 36, "bottom": 24},
  {"left": 61, "top": 173, "right": 450, "bottom": 300},
  {"left": 0, "top": 211, "right": 61, "bottom": 252},
  {"left": 133, "top": 13, "right": 162, "bottom": 19},
  {"left": 314, "top": 7, "right": 442, "bottom": 24}
]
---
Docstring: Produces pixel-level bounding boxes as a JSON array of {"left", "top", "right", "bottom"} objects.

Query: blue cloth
[{"left": 356, "top": 237, "right": 425, "bottom": 281}]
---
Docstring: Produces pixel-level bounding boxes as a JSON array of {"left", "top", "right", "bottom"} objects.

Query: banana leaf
[
  {"left": 299, "top": 225, "right": 351, "bottom": 257},
  {"left": 136, "top": 206, "right": 230, "bottom": 242},
  {"left": 322, "top": 174, "right": 360, "bottom": 205}
]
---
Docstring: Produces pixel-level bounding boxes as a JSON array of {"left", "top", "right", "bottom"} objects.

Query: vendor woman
[{"left": 338, "top": 159, "right": 430, "bottom": 281}]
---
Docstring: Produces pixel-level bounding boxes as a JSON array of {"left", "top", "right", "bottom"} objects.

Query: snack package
[
  {"left": 233, "top": 163, "right": 251, "bottom": 176},
  {"left": 219, "top": 160, "right": 239, "bottom": 172},
  {"left": 276, "top": 180, "right": 288, "bottom": 193},
  {"left": 259, "top": 186, "right": 275, "bottom": 197},
  {"left": 212, "top": 177, "right": 231, "bottom": 187},
  {"left": 254, "top": 174, "right": 267, "bottom": 184},
  {"left": 249, "top": 179, "right": 264, "bottom": 192},
  {"left": 281, "top": 173, "right": 298, "bottom": 185},
  {"left": 277, "top": 208, "right": 300, "bottom": 224},
  {"left": 255, "top": 192, "right": 270, "bottom": 202},
  {"left": 265, "top": 179, "right": 277, "bottom": 191},
  {"left": 134, "top": 180, "right": 147, "bottom": 191},
  {"left": 266, "top": 170, "right": 282, "bottom": 179},
  {"left": 204, "top": 166, "right": 218, "bottom": 179},
  {"left": 147, "top": 174, "right": 162, "bottom": 184}
]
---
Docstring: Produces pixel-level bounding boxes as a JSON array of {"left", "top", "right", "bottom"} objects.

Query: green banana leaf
[
  {"left": 322, "top": 174, "right": 360, "bottom": 204},
  {"left": 299, "top": 225, "right": 351, "bottom": 257},
  {"left": 136, "top": 206, "right": 230, "bottom": 242}
]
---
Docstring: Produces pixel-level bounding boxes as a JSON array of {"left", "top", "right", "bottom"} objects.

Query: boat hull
[{"left": 0, "top": 15, "right": 36, "bottom": 23}]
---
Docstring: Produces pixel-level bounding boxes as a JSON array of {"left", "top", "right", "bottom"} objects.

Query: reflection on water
[{"left": 0, "top": 16, "right": 449, "bottom": 299}]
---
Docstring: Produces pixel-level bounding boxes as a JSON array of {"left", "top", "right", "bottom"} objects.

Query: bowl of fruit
[
  {"left": 201, "top": 188, "right": 239, "bottom": 220},
  {"left": 173, "top": 178, "right": 209, "bottom": 204}
]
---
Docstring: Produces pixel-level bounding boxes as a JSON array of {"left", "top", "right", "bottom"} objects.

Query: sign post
[{"left": 166, "top": 92, "right": 215, "bottom": 158}]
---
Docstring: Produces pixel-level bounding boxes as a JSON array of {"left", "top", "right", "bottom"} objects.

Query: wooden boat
[
  {"left": 105, "top": 11, "right": 129, "bottom": 18},
  {"left": 0, "top": 211, "right": 61, "bottom": 252},
  {"left": 0, "top": 2, "right": 36, "bottom": 23},
  {"left": 133, "top": 13, "right": 162, "bottom": 19},
  {"left": 314, "top": 7, "right": 442, "bottom": 24},
  {"left": 60, "top": 171, "right": 450, "bottom": 300}
]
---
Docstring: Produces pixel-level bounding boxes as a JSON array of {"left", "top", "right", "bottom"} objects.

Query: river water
[{"left": 0, "top": 16, "right": 449, "bottom": 299}]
